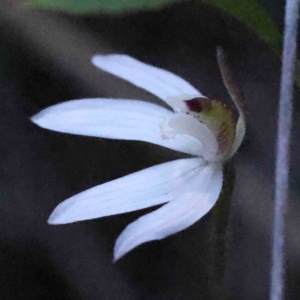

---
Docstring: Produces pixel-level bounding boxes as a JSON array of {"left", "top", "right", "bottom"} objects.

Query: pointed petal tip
[
  {"left": 47, "top": 214, "right": 76, "bottom": 226},
  {"left": 112, "top": 254, "right": 120, "bottom": 263},
  {"left": 110, "top": 164, "right": 223, "bottom": 260},
  {"left": 113, "top": 225, "right": 143, "bottom": 262},
  {"left": 216, "top": 45, "right": 226, "bottom": 61},
  {"left": 113, "top": 242, "right": 130, "bottom": 262},
  {"left": 47, "top": 213, "right": 61, "bottom": 225},
  {"left": 112, "top": 253, "right": 124, "bottom": 263},
  {"left": 91, "top": 54, "right": 120, "bottom": 68},
  {"left": 113, "top": 243, "right": 124, "bottom": 262},
  {"left": 31, "top": 110, "right": 53, "bottom": 130},
  {"left": 47, "top": 206, "right": 74, "bottom": 225},
  {"left": 31, "top": 113, "right": 41, "bottom": 126},
  {"left": 91, "top": 54, "right": 102, "bottom": 66}
]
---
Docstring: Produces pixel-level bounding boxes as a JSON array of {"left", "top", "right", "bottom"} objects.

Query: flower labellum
[{"left": 31, "top": 48, "right": 246, "bottom": 261}]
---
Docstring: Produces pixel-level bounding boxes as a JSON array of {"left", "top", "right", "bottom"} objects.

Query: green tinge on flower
[{"left": 190, "top": 99, "right": 236, "bottom": 161}]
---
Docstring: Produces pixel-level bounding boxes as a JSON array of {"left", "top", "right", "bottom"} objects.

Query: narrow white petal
[
  {"left": 48, "top": 158, "right": 205, "bottom": 224},
  {"left": 91, "top": 54, "right": 203, "bottom": 101},
  {"left": 114, "top": 163, "right": 223, "bottom": 261},
  {"left": 161, "top": 114, "right": 218, "bottom": 162},
  {"left": 31, "top": 99, "right": 203, "bottom": 156}
]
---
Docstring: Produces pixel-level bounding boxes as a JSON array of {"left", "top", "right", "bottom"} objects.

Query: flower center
[{"left": 185, "top": 98, "right": 235, "bottom": 158}]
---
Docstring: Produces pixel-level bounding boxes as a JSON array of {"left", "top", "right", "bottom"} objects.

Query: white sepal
[
  {"left": 48, "top": 158, "right": 205, "bottom": 224},
  {"left": 114, "top": 163, "right": 223, "bottom": 261},
  {"left": 31, "top": 99, "right": 203, "bottom": 156},
  {"left": 91, "top": 54, "right": 203, "bottom": 102}
]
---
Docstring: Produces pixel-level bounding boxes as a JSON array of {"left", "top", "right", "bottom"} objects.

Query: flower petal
[
  {"left": 48, "top": 157, "right": 205, "bottom": 225},
  {"left": 91, "top": 54, "right": 203, "bottom": 101},
  {"left": 31, "top": 99, "right": 203, "bottom": 156},
  {"left": 230, "top": 115, "right": 246, "bottom": 157},
  {"left": 114, "top": 163, "right": 223, "bottom": 261},
  {"left": 160, "top": 114, "right": 218, "bottom": 162},
  {"left": 216, "top": 46, "right": 246, "bottom": 157}
]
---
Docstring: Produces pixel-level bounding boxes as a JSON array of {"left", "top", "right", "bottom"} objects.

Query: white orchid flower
[{"left": 31, "top": 50, "right": 246, "bottom": 261}]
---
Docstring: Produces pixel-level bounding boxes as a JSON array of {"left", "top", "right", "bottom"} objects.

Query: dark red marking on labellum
[{"left": 184, "top": 97, "right": 212, "bottom": 113}]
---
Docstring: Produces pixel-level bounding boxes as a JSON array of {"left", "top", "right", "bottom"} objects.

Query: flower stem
[
  {"left": 208, "top": 163, "right": 235, "bottom": 299},
  {"left": 270, "top": 1, "right": 299, "bottom": 299}
]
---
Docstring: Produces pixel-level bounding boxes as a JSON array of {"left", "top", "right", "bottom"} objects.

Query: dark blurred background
[{"left": 1, "top": 0, "right": 300, "bottom": 299}]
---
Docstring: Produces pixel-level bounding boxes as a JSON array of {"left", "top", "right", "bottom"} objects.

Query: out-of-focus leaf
[
  {"left": 202, "top": 1, "right": 300, "bottom": 93},
  {"left": 27, "top": 0, "right": 300, "bottom": 92},
  {"left": 26, "top": 0, "right": 280, "bottom": 46},
  {"left": 26, "top": 0, "right": 282, "bottom": 49},
  {"left": 25, "top": 0, "right": 180, "bottom": 14},
  {"left": 201, "top": 0, "right": 282, "bottom": 50}
]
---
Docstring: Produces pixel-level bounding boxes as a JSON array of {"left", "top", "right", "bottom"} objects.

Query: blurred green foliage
[
  {"left": 202, "top": 0, "right": 282, "bottom": 49},
  {"left": 26, "top": 0, "right": 180, "bottom": 14},
  {"left": 25, "top": 0, "right": 300, "bottom": 92},
  {"left": 26, "top": 0, "right": 282, "bottom": 48}
]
